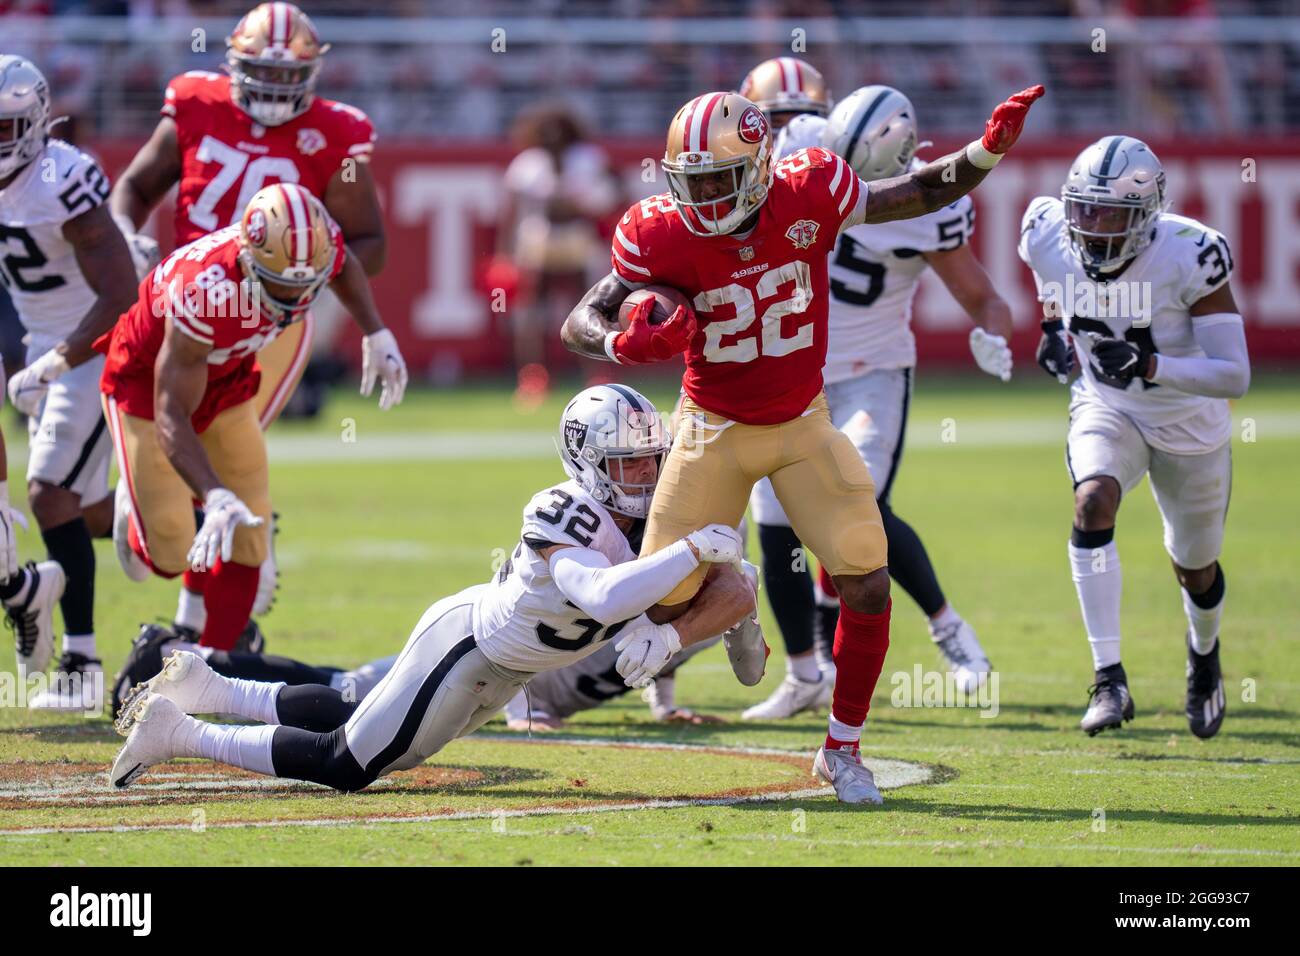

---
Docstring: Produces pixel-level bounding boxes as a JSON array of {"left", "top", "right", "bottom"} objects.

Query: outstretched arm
[{"left": 846, "top": 85, "right": 1044, "bottom": 228}]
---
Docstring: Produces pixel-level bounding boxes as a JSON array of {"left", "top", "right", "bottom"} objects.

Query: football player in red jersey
[
  {"left": 109, "top": 2, "right": 406, "bottom": 640},
  {"left": 100, "top": 183, "right": 387, "bottom": 655},
  {"left": 563, "top": 86, "right": 1044, "bottom": 804}
]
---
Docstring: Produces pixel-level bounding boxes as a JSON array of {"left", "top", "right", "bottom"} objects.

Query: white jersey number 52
[{"left": 695, "top": 260, "right": 814, "bottom": 364}]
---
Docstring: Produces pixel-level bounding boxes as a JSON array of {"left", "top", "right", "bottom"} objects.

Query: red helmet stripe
[{"left": 695, "top": 92, "right": 724, "bottom": 152}]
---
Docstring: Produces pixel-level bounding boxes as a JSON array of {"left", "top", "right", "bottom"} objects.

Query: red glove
[
  {"left": 609, "top": 297, "right": 697, "bottom": 364},
  {"left": 982, "top": 85, "right": 1045, "bottom": 154}
]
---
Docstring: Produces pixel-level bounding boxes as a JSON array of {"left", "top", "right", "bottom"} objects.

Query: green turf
[{"left": 1, "top": 373, "right": 1297, "bottom": 866}]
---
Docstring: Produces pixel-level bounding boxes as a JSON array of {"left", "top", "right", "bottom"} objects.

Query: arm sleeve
[
  {"left": 1149, "top": 314, "right": 1251, "bottom": 399},
  {"left": 548, "top": 539, "right": 699, "bottom": 625}
]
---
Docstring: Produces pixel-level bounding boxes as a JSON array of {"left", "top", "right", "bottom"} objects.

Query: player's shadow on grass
[
  {"left": 731, "top": 796, "right": 1300, "bottom": 828},
  {"left": 0, "top": 723, "right": 120, "bottom": 744}
]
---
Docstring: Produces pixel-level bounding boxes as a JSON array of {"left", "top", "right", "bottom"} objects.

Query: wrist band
[
  {"left": 965, "top": 140, "right": 1002, "bottom": 169},
  {"left": 603, "top": 330, "right": 622, "bottom": 364}
]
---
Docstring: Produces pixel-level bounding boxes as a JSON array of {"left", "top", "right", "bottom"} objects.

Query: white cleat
[
  {"left": 251, "top": 511, "right": 279, "bottom": 616},
  {"left": 742, "top": 673, "right": 829, "bottom": 720},
  {"left": 931, "top": 617, "right": 992, "bottom": 694},
  {"left": 110, "top": 693, "right": 192, "bottom": 788},
  {"left": 113, "top": 482, "right": 150, "bottom": 583},
  {"left": 118, "top": 649, "right": 229, "bottom": 724},
  {"left": 27, "top": 651, "right": 103, "bottom": 712},
  {"left": 5, "top": 560, "right": 65, "bottom": 677},
  {"left": 722, "top": 614, "right": 769, "bottom": 687},
  {"left": 813, "top": 745, "right": 883, "bottom": 805}
]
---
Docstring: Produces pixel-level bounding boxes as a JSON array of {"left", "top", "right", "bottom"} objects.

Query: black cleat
[
  {"left": 234, "top": 619, "right": 267, "bottom": 655},
  {"left": 112, "top": 623, "right": 183, "bottom": 719},
  {"left": 1081, "top": 662, "right": 1135, "bottom": 736},
  {"left": 1186, "top": 636, "right": 1226, "bottom": 739},
  {"left": 169, "top": 620, "right": 266, "bottom": 654}
]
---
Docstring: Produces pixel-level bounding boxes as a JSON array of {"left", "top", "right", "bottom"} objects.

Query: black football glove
[
  {"left": 1090, "top": 337, "right": 1153, "bottom": 387},
  {"left": 1036, "top": 319, "right": 1075, "bottom": 384}
]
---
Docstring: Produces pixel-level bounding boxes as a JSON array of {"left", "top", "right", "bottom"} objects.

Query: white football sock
[
  {"left": 63, "top": 633, "right": 97, "bottom": 658},
  {"left": 1069, "top": 541, "right": 1122, "bottom": 671},
  {"left": 788, "top": 652, "right": 821, "bottom": 683},
  {"left": 175, "top": 587, "right": 206, "bottom": 632},
  {"left": 221, "top": 677, "right": 284, "bottom": 726},
  {"left": 1183, "top": 589, "right": 1222, "bottom": 655},
  {"left": 827, "top": 714, "right": 863, "bottom": 745},
  {"left": 190, "top": 721, "right": 277, "bottom": 776}
]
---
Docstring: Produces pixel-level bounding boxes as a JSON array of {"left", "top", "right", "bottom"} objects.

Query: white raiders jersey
[
  {"left": 472, "top": 478, "right": 641, "bottom": 673},
  {"left": 0, "top": 140, "right": 110, "bottom": 353},
  {"left": 769, "top": 126, "right": 977, "bottom": 382},
  {"left": 825, "top": 181, "right": 974, "bottom": 382},
  {"left": 1019, "top": 197, "right": 1234, "bottom": 453}
]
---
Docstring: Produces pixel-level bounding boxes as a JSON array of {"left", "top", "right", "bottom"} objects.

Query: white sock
[
  {"left": 827, "top": 714, "right": 862, "bottom": 745},
  {"left": 1069, "top": 541, "right": 1122, "bottom": 671},
  {"left": 222, "top": 677, "right": 285, "bottom": 726},
  {"left": 1183, "top": 589, "right": 1223, "bottom": 655},
  {"left": 175, "top": 587, "right": 206, "bottom": 632},
  {"left": 190, "top": 721, "right": 277, "bottom": 776},
  {"left": 928, "top": 604, "right": 962, "bottom": 637},
  {"left": 788, "top": 652, "right": 821, "bottom": 683},
  {"left": 63, "top": 633, "right": 97, "bottom": 658}
]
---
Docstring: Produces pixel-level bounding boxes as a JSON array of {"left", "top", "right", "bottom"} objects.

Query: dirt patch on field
[
  {"left": 0, "top": 741, "right": 931, "bottom": 834},
  {"left": 0, "top": 760, "right": 491, "bottom": 810}
]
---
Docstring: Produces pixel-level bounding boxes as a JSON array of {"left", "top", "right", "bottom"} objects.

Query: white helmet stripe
[
  {"left": 280, "top": 183, "right": 311, "bottom": 268},
  {"left": 272, "top": 2, "right": 289, "bottom": 47},
  {"left": 778, "top": 57, "right": 799, "bottom": 93}
]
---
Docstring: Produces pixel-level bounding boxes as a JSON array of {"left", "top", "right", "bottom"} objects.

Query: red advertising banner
[{"left": 92, "top": 137, "right": 1300, "bottom": 375}]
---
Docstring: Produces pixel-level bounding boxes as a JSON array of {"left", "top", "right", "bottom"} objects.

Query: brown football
[{"left": 617, "top": 284, "right": 692, "bottom": 329}]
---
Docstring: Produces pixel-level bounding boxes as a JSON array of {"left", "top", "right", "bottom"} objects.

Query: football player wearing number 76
[{"left": 563, "top": 84, "right": 1044, "bottom": 804}]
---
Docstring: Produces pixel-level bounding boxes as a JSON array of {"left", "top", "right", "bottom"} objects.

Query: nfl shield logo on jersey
[
  {"left": 296, "top": 128, "right": 326, "bottom": 156},
  {"left": 786, "top": 219, "right": 819, "bottom": 249},
  {"left": 739, "top": 246, "right": 755, "bottom": 261}
]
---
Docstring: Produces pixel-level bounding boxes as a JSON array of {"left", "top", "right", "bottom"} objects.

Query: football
[{"left": 617, "top": 284, "right": 692, "bottom": 329}]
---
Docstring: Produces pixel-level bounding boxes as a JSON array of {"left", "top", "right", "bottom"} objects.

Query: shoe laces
[
  {"left": 4, "top": 579, "right": 41, "bottom": 657},
  {"left": 935, "top": 630, "right": 973, "bottom": 667}
]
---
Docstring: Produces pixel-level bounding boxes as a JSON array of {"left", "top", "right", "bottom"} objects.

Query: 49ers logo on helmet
[
  {"left": 246, "top": 209, "right": 268, "bottom": 246},
  {"left": 737, "top": 106, "right": 768, "bottom": 144}
]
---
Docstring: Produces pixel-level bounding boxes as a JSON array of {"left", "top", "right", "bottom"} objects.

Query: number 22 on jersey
[{"left": 695, "top": 260, "right": 814, "bottom": 364}]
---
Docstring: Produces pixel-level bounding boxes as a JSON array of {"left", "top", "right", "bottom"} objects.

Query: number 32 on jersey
[{"left": 695, "top": 260, "right": 814, "bottom": 364}]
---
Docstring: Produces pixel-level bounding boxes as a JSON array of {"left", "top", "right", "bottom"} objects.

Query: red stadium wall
[{"left": 92, "top": 138, "right": 1300, "bottom": 376}]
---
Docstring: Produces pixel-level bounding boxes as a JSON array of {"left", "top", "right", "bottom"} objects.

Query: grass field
[{"left": 1, "top": 371, "right": 1298, "bottom": 866}]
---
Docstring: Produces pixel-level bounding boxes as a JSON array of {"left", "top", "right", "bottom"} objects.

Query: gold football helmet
[
  {"left": 227, "top": 2, "right": 329, "bottom": 126},
  {"left": 239, "top": 183, "right": 336, "bottom": 322},
  {"left": 739, "top": 57, "right": 831, "bottom": 127},
  {"left": 662, "top": 92, "right": 773, "bottom": 237}
]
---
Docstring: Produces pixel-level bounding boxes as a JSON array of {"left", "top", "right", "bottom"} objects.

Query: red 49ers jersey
[
  {"left": 612, "top": 147, "right": 863, "bottom": 425},
  {"left": 163, "top": 71, "right": 375, "bottom": 246},
  {"left": 99, "top": 223, "right": 345, "bottom": 431}
]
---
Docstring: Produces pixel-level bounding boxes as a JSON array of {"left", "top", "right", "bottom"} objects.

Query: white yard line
[{"left": 0, "top": 737, "right": 930, "bottom": 836}]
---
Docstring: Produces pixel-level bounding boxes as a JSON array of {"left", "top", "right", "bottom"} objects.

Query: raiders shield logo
[
  {"left": 786, "top": 219, "right": 819, "bottom": 249},
  {"left": 563, "top": 419, "right": 588, "bottom": 461}
]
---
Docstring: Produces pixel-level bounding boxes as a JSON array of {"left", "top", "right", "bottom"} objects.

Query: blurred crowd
[{"left": 2, "top": 0, "right": 1297, "bottom": 139}]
